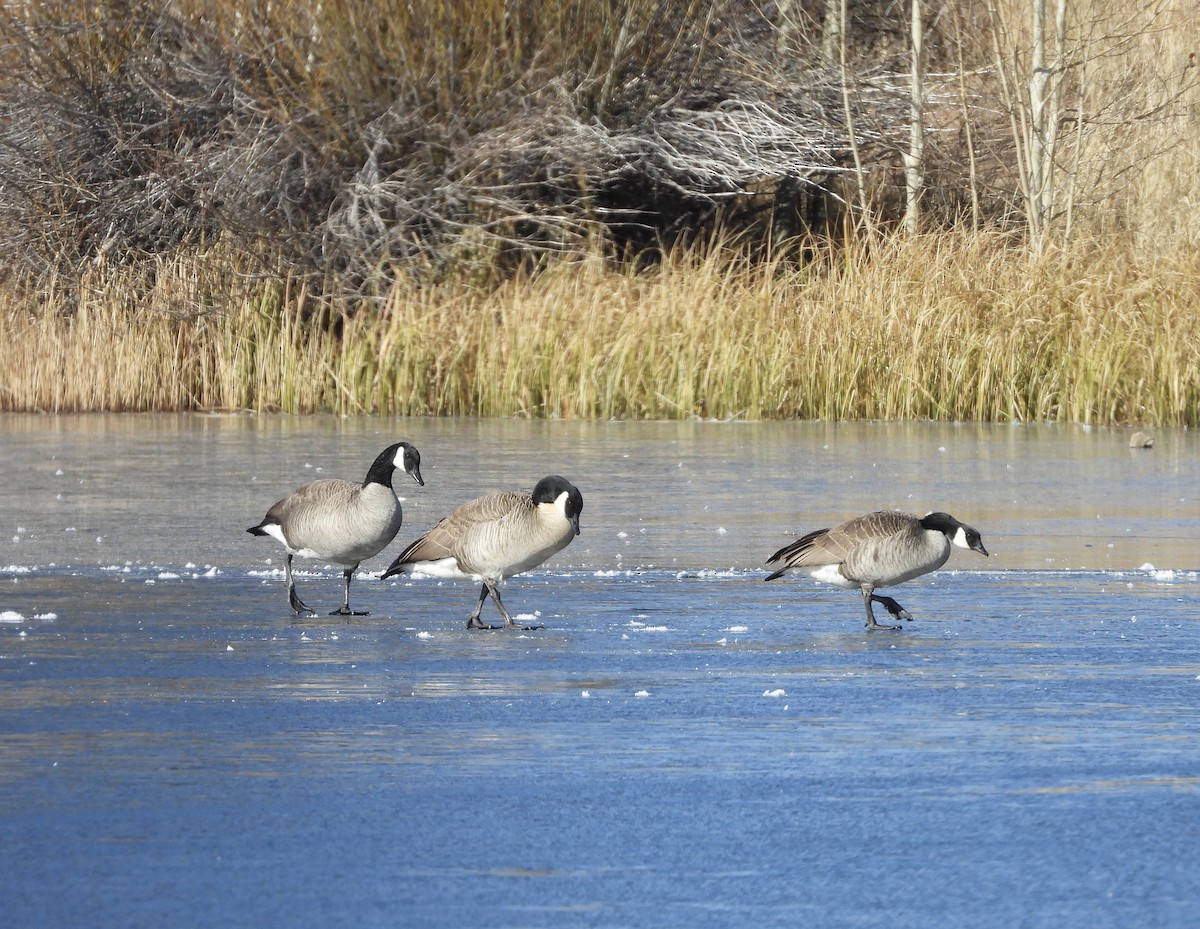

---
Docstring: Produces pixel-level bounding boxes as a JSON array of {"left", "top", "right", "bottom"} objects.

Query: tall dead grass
[{"left": 4, "top": 233, "right": 1196, "bottom": 424}]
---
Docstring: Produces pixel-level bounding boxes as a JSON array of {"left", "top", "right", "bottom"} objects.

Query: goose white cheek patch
[{"left": 952, "top": 526, "right": 971, "bottom": 549}]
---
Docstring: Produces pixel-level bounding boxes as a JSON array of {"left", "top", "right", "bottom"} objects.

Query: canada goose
[
  {"left": 247, "top": 442, "right": 424, "bottom": 616},
  {"left": 381, "top": 475, "right": 583, "bottom": 630},
  {"left": 764, "top": 510, "right": 988, "bottom": 630}
]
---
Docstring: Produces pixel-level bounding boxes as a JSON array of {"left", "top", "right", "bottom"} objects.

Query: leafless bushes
[
  {"left": 0, "top": 0, "right": 925, "bottom": 291},
  {"left": 1, "top": 0, "right": 1193, "bottom": 296},
  {"left": 323, "top": 81, "right": 877, "bottom": 283},
  {"left": 0, "top": 2, "right": 339, "bottom": 277}
]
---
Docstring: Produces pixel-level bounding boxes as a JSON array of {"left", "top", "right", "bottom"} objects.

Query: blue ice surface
[{"left": 2, "top": 564, "right": 1198, "bottom": 929}]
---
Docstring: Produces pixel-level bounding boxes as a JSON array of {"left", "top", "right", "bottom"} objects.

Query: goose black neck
[
  {"left": 364, "top": 443, "right": 403, "bottom": 488},
  {"left": 919, "top": 512, "right": 959, "bottom": 536}
]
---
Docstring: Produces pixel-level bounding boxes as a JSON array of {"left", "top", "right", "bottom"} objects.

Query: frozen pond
[{"left": 2, "top": 414, "right": 1198, "bottom": 928}]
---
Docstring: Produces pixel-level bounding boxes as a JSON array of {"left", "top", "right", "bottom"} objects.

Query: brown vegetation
[{"left": 0, "top": 1, "right": 1197, "bottom": 422}]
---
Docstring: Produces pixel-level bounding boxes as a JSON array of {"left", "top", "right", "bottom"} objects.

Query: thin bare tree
[{"left": 904, "top": 0, "right": 925, "bottom": 233}]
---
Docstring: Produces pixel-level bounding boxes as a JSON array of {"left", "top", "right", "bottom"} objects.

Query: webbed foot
[
  {"left": 872, "top": 594, "right": 912, "bottom": 621},
  {"left": 288, "top": 588, "right": 315, "bottom": 617}
]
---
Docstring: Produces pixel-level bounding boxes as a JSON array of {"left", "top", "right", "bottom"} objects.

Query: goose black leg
[
  {"left": 489, "top": 582, "right": 544, "bottom": 631},
  {"left": 330, "top": 567, "right": 369, "bottom": 616},
  {"left": 467, "top": 583, "right": 501, "bottom": 629},
  {"left": 861, "top": 584, "right": 902, "bottom": 631},
  {"left": 285, "top": 554, "right": 315, "bottom": 617}
]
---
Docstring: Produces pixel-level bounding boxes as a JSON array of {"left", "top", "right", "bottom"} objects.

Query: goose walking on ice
[
  {"left": 765, "top": 510, "right": 988, "bottom": 630},
  {"left": 381, "top": 475, "right": 583, "bottom": 630},
  {"left": 248, "top": 442, "right": 424, "bottom": 616}
]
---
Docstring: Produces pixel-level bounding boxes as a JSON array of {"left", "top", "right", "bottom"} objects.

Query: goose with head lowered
[
  {"left": 765, "top": 510, "right": 988, "bottom": 630},
  {"left": 381, "top": 475, "right": 583, "bottom": 630},
  {"left": 247, "top": 441, "right": 424, "bottom": 616}
]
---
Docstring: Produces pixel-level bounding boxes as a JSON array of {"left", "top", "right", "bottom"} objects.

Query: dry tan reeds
[{"left": 3, "top": 233, "right": 1196, "bottom": 424}]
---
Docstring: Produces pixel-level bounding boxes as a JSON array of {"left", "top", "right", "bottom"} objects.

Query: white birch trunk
[
  {"left": 822, "top": 0, "right": 842, "bottom": 68},
  {"left": 904, "top": 0, "right": 925, "bottom": 233},
  {"left": 1028, "top": 0, "right": 1049, "bottom": 238}
]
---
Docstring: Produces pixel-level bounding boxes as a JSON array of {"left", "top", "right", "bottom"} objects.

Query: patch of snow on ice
[
  {"left": 634, "top": 689, "right": 651, "bottom": 698},
  {"left": 763, "top": 689, "right": 787, "bottom": 698},
  {"left": 1, "top": 610, "right": 25, "bottom": 622}
]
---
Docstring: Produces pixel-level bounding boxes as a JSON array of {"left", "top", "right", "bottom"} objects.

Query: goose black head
[
  {"left": 921, "top": 511, "right": 988, "bottom": 556},
  {"left": 367, "top": 441, "right": 424, "bottom": 487},
  {"left": 533, "top": 475, "right": 583, "bottom": 536}
]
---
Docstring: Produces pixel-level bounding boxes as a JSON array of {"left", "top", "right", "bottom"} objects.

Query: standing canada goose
[
  {"left": 764, "top": 510, "right": 988, "bottom": 630},
  {"left": 380, "top": 475, "right": 583, "bottom": 630},
  {"left": 247, "top": 442, "right": 424, "bottom": 616}
]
